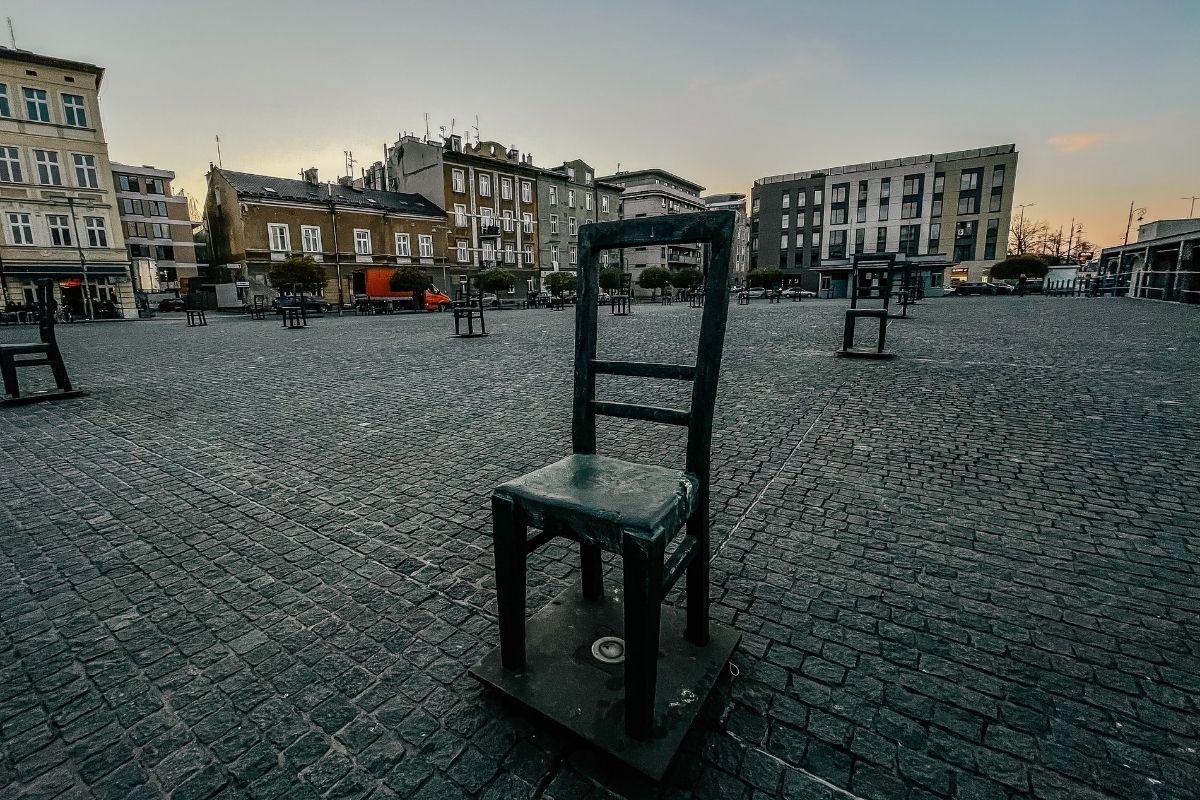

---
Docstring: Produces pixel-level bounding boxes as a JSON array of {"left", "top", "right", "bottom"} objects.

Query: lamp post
[
  {"left": 1180, "top": 195, "right": 1199, "bottom": 218},
  {"left": 1122, "top": 201, "right": 1146, "bottom": 247},
  {"left": 63, "top": 195, "right": 95, "bottom": 320}
]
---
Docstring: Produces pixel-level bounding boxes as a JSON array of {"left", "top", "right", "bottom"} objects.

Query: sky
[{"left": 7, "top": 0, "right": 1199, "bottom": 248}]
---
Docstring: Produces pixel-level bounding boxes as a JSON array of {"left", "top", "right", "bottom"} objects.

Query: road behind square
[{"left": 0, "top": 297, "right": 1196, "bottom": 800}]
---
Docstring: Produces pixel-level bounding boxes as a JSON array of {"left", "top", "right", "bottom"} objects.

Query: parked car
[
  {"left": 953, "top": 282, "right": 996, "bottom": 296},
  {"left": 157, "top": 298, "right": 187, "bottom": 312},
  {"left": 745, "top": 287, "right": 770, "bottom": 299},
  {"left": 273, "top": 295, "right": 332, "bottom": 313},
  {"left": 991, "top": 282, "right": 1015, "bottom": 295},
  {"left": 780, "top": 287, "right": 817, "bottom": 299}
]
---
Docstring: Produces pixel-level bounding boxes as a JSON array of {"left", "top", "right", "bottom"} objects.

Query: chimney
[
  {"left": 302, "top": 167, "right": 319, "bottom": 185},
  {"left": 337, "top": 175, "right": 353, "bottom": 187},
  {"left": 446, "top": 134, "right": 462, "bottom": 153},
  {"left": 507, "top": 147, "right": 519, "bottom": 161}
]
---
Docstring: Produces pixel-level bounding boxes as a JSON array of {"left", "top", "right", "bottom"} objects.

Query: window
[
  {"left": 501, "top": 210, "right": 513, "bottom": 232},
  {"left": 301, "top": 225, "right": 322, "bottom": 253},
  {"left": 752, "top": 197, "right": 760, "bottom": 213},
  {"left": 901, "top": 201, "right": 920, "bottom": 219},
  {"left": 585, "top": 171, "right": 593, "bottom": 185},
  {"left": 452, "top": 169, "right": 465, "bottom": 192},
  {"left": 877, "top": 203, "right": 889, "bottom": 222},
  {"left": 931, "top": 199, "right": 943, "bottom": 217},
  {"left": 829, "top": 230, "right": 846, "bottom": 259},
  {"left": 354, "top": 229, "right": 372, "bottom": 255},
  {"left": 780, "top": 234, "right": 788, "bottom": 249},
  {"left": 831, "top": 185, "right": 847, "bottom": 203},
  {"left": 267, "top": 223, "right": 291, "bottom": 251},
  {"left": 601, "top": 195, "right": 610, "bottom": 213},
  {"left": 568, "top": 189, "right": 575, "bottom": 207},
  {"left": 501, "top": 177, "right": 512, "bottom": 200},
  {"left": 418, "top": 235, "right": 433, "bottom": 258},
  {"left": 23, "top": 88, "right": 49, "bottom": 122},
  {"left": 989, "top": 193, "right": 1002, "bottom": 213},
  {"left": 858, "top": 181, "right": 868, "bottom": 202},
  {"left": 454, "top": 203, "right": 467, "bottom": 226},
  {"left": 151, "top": 223, "right": 171, "bottom": 238},
  {"left": 795, "top": 232, "right": 804, "bottom": 247},
  {"left": 48, "top": 214, "right": 71, "bottom": 246},
  {"left": 522, "top": 212, "right": 533, "bottom": 234},
  {"left": 456, "top": 239, "right": 469, "bottom": 263},
  {"left": 128, "top": 243, "right": 151, "bottom": 258},
  {"left": 62, "top": 94, "right": 87, "bottom": 127},
  {"left": 124, "top": 221, "right": 147, "bottom": 238},
  {"left": 782, "top": 193, "right": 790, "bottom": 209},
  {"left": 954, "top": 220, "right": 978, "bottom": 261},
  {"left": 782, "top": 214, "right": 790, "bottom": 229},
  {"left": 504, "top": 244, "right": 515, "bottom": 264},
  {"left": 524, "top": 246, "right": 533, "bottom": 265},
  {"left": 0, "top": 84, "right": 9, "bottom": 117},
  {"left": 854, "top": 228, "right": 865, "bottom": 255},
  {"left": 566, "top": 167, "right": 576, "bottom": 181},
  {"left": 585, "top": 193, "right": 592, "bottom": 211},
  {"left": 811, "top": 209, "right": 822, "bottom": 226},
  {"left": 482, "top": 241, "right": 495, "bottom": 263},
  {"left": 856, "top": 206, "right": 866, "bottom": 223},
  {"left": 933, "top": 174, "right": 945, "bottom": 193},
  {"left": 991, "top": 166, "right": 1005, "bottom": 188},
  {"left": 796, "top": 192, "right": 806, "bottom": 208},
  {"left": 72, "top": 153, "right": 98, "bottom": 188},
  {"left": 568, "top": 217, "right": 577, "bottom": 235},
  {"left": 34, "top": 150, "right": 61, "bottom": 185},
  {"left": 395, "top": 233, "right": 411, "bottom": 256},
  {"left": 551, "top": 244, "right": 559, "bottom": 264},
  {"left": 876, "top": 227, "right": 887, "bottom": 252},
  {"left": 146, "top": 178, "right": 165, "bottom": 194},
  {"left": 957, "top": 196, "right": 978, "bottom": 215},
  {"left": 830, "top": 208, "right": 847, "bottom": 225},
  {"left": 155, "top": 245, "right": 175, "bottom": 261},
  {"left": 480, "top": 207, "right": 495, "bottom": 228},
  {"left": 549, "top": 186, "right": 557, "bottom": 206},
  {"left": 0, "top": 147, "right": 21, "bottom": 182},
  {"left": 7, "top": 213, "right": 33, "bottom": 245},
  {"left": 85, "top": 216, "right": 108, "bottom": 247},
  {"left": 150, "top": 200, "right": 167, "bottom": 216},
  {"left": 478, "top": 174, "right": 491, "bottom": 196},
  {"left": 812, "top": 231, "right": 821, "bottom": 246},
  {"left": 928, "top": 222, "right": 941, "bottom": 253},
  {"left": 550, "top": 214, "right": 558, "bottom": 234},
  {"left": 521, "top": 181, "right": 532, "bottom": 203},
  {"left": 960, "top": 172, "right": 979, "bottom": 191},
  {"left": 899, "top": 224, "right": 921, "bottom": 257},
  {"left": 902, "top": 177, "right": 920, "bottom": 196},
  {"left": 569, "top": 245, "right": 577, "bottom": 265},
  {"left": 984, "top": 218, "right": 1000, "bottom": 260},
  {"left": 813, "top": 189, "right": 823, "bottom": 205}
]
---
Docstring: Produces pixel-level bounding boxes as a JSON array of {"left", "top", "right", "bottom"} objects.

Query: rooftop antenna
[
  {"left": 473, "top": 115, "right": 481, "bottom": 142},
  {"left": 424, "top": 112, "right": 430, "bottom": 142},
  {"left": 215, "top": 135, "right": 223, "bottom": 168},
  {"left": 439, "top": 125, "right": 446, "bottom": 139},
  {"left": 6, "top": 17, "right": 16, "bottom": 48},
  {"left": 450, "top": 117, "right": 456, "bottom": 136},
  {"left": 344, "top": 150, "right": 356, "bottom": 179}
]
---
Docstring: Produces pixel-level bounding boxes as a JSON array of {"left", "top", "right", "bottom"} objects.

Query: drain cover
[{"left": 591, "top": 636, "right": 625, "bottom": 664}]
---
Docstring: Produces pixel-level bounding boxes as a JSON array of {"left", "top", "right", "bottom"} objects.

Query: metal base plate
[
  {"left": 469, "top": 585, "right": 740, "bottom": 781},
  {"left": 2, "top": 389, "right": 87, "bottom": 406},
  {"left": 837, "top": 349, "right": 895, "bottom": 360}
]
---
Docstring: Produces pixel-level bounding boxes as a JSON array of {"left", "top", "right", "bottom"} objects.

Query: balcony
[{"left": 479, "top": 224, "right": 501, "bottom": 237}]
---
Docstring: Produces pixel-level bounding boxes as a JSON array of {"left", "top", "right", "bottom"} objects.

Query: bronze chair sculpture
[
  {"left": 1, "top": 279, "right": 85, "bottom": 405},
  {"left": 471, "top": 211, "right": 741, "bottom": 780}
]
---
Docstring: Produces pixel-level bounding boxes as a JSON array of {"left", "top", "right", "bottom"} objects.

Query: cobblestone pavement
[{"left": 1, "top": 296, "right": 1197, "bottom": 800}]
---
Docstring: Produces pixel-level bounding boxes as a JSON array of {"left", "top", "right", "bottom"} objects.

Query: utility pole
[{"left": 1180, "top": 195, "right": 1199, "bottom": 218}]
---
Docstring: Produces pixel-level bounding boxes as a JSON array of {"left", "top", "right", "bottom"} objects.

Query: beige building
[
  {"left": 111, "top": 163, "right": 199, "bottom": 300},
  {"left": 0, "top": 47, "right": 130, "bottom": 318}
]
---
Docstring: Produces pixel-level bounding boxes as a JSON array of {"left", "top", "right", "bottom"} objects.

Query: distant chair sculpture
[
  {"left": 452, "top": 275, "right": 488, "bottom": 337},
  {"left": 186, "top": 308, "right": 207, "bottom": 327},
  {"left": 470, "top": 211, "right": 742, "bottom": 780},
  {"left": 1, "top": 279, "right": 85, "bottom": 406},
  {"left": 689, "top": 288, "right": 704, "bottom": 308},
  {"left": 250, "top": 295, "right": 267, "bottom": 320},
  {"left": 839, "top": 254, "right": 895, "bottom": 359},
  {"left": 611, "top": 271, "right": 632, "bottom": 316}
]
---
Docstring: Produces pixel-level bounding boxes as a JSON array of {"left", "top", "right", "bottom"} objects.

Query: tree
[
  {"left": 545, "top": 271, "right": 575, "bottom": 297},
  {"left": 990, "top": 255, "right": 1049, "bottom": 280},
  {"left": 389, "top": 264, "right": 432, "bottom": 310},
  {"left": 1008, "top": 214, "right": 1049, "bottom": 256},
  {"left": 478, "top": 268, "right": 516, "bottom": 294},
  {"left": 747, "top": 268, "right": 783, "bottom": 289},
  {"left": 599, "top": 266, "right": 624, "bottom": 292},
  {"left": 268, "top": 254, "right": 327, "bottom": 295},
  {"left": 637, "top": 266, "right": 672, "bottom": 299},
  {"left": 669, "top": 268, "right": 701, "bottom": 290}
]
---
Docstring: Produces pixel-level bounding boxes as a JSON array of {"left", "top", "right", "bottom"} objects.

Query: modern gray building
[
  {"left": 596, "top": 168, "right": 705, "bottom": 288},
  {"left": 751, "top": 144, "right": 1018, "bottom": 295},
  {"left": 535, "top": 159, "right": 621, "bottom": 287},
  {"left": 703, "top": 192, "right": 751, "bottom": 288}
]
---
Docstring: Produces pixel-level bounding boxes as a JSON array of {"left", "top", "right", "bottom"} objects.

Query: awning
[{"left": 1, "top": 262, "right": 131, "bottom": 278}]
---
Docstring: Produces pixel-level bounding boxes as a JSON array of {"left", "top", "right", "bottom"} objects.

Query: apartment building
[
  {"left": 596, "top": 168, "right": 706, "bottom": 287},
  {"left": 205, "top": 167, "right": 447, "bottom": 306},
  {"left": 111, "top": 163, "right": 199, "bottom": 300},
  {"left": 703, "top": 192, "right": 751, "bottom": 287},
  {"left": 364, "top": 135, "right": 541, "bottom": 297},
  {"left": 751, "top": 144, "right": 1018, "bottom": 295},
  {"left": 536, "top": 159, "right": 621, "bottom": 286},
  {"left": 0, "top": 47, "right": 130, "bottom": 318}
]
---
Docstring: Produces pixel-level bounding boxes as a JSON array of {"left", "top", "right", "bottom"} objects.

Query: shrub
[
  {"left": 545, "top": 271, "right": 576, "bottom": 296},
  {"left": 478, "top": 268, "right": 517, "bottom": 293},
  {"left": 990, "top": 255, "right": 1049, "bottom": 280},
  {"left": 747, "top": 268, "right": 783, "bottom": 288},
  {"left": 268, "top": 254, "right": 327, "bottom": 294}
]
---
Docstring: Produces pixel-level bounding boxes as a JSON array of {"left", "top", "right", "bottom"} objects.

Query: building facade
[
  {"left": 0, "top": 47, "right": 131, "bottom": 318},
  {"left": 703, "top": 192, "right": 751, "bottom": 287},
  {"left": 751, "top": 144, "right": 1018, "bottom": 295},
  {"left": 535, "top": 159, "right": 621, "bottom": 288},
  {"left": 111, "top": 163, "right": 199, "bottom": 301},
  {"left": 1099, "top": 218, "right": 1200, "bottom": 304},
  {"left": 596, "top": 168, "right": 706, "bottom": 289},
  {"left": 205, "top": 167, "right": 448, "bottom": 306},
  {"left": 364, "top": 135, "right": 541, "bottom": 298}
]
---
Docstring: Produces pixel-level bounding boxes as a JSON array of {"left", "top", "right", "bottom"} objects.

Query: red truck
[{"left": 352, "top": 267, "right": 451, "bottom": 311}]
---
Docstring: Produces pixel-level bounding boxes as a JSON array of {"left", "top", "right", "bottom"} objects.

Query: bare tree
[{"left": 1008, "top": 214, "right": 1049, "bottom": 256}]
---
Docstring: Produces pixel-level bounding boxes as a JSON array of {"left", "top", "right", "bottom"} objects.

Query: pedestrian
[{"left": 1017, "top": 273, "right": 1027, "bottom": 297}]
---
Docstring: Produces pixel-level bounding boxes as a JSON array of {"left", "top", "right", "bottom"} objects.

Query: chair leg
[
  {"left": 623, "top": 535, "right": 664, "bottom": 740},
  {"left": 685, "top": 508, "right": 710, "bottom": 646},
  {"left": 580, "top": 543, "right": 604, "bottom": 600},
  {"left": 491, "top": 495, "right": 527, "bottom": 671},
  {"left": 46, "top": 348, "right": 73, "bottom": 392},
  {"left": 0, "top": 354, "right": 18, "bottom": 399}
]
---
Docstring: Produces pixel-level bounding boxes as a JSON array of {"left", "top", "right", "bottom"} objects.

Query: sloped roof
[{"left": 218, "top": 169, "right": 444, "bottom": 217}]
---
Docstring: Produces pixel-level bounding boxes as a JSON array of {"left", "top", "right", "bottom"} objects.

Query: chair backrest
[
  {"left": 573, "top": 211, "right": 735, "bottom": 482},
  {"left": 35, "top": 278, "right": 57, "bottom": 346},
  {"left": 851, "top": 253, "right": 895, "bottom": 310}
]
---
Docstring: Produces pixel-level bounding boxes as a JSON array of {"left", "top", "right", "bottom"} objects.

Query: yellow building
[{"left": 0, "top": 47, "right": 131, "bottom": 318}]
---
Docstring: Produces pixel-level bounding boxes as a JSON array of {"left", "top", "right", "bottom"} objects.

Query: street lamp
[
  {"left": 1123, "top": 201, "right": 1146, "bottom": 247},
  {"left": 1181, "top": 195, "right": 1199, "bottom": 218},
  {"left": 57, "top": 194, "right": 96, "bottom": 320}
]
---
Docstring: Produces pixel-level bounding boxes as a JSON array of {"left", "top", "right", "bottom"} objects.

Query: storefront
[{"left": 1, "top": 262, "right": 135, "bottom": 319}]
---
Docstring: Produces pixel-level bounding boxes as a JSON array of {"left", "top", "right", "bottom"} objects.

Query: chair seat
[
  {"left": 494, "top": 454, "right": 698, "bottom": 552},
  {"left": 0, "top": 342, "right": 49, "bottom": 355}
]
